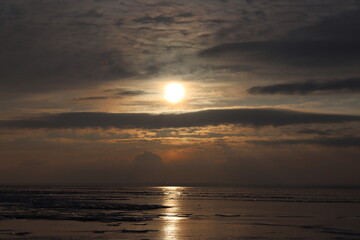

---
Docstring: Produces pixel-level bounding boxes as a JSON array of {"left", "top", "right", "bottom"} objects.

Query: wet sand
[{"left": 1, "top": 186, "right": 360, "bottom": 239}]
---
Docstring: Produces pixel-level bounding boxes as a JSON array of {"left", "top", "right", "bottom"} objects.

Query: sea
[{"left": 0, "top": 186, "right": 360, "bottom": 240}]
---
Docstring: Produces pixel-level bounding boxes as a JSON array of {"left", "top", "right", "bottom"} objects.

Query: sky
[{"left": 0, "top": 0, "right": 359, "bottom": 186}]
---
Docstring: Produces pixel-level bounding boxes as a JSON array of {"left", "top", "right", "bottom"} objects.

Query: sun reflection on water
[{"left": 159, "top": 186, "right": 185, "bottom": 240}]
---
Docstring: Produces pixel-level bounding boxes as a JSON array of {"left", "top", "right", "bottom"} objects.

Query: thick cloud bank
[
  {"left": 248, "top": 78, "right": 360, "bottom": 95},
  {"left": 1, "top": 108, "right": 359, "bottom": 129}
]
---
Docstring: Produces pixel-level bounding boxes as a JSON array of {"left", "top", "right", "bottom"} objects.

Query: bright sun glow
[{"left": 164, "top": 83, "right": 185, "bottom": 103}]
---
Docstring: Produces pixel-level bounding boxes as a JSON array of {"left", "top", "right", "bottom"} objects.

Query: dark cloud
[
  {"left": 116, "top": 90, "right": 150, "bottom": 96},
  {"left": 75, "top": 96, "right": 109, "bottom": 101},
  {"left": 247, "top": 78, "right": 360, "bottom": 95},
  {"left": 176, "top": 12, "right": 194, "bottom": 18},
  {"left": 134, "top": 15, "right": 175, "bottom": 24},
  {"left": 1, "top": 108, "right": 359, "bottom": 130},
  {"left": 133, "top": 151, "right": 163, "bottom": 166},
  {"left": 78, "top": 9, "right": 103, "bottom": 18},
  {"left": 114, "top": 19, "right": 124, "bottom": 26},
  {"left": 103, "top": 88, "right": 151, "bottom": 97},
  {"left": 74, "top": 90, "right": 150, "bottom": 102},
  {"left": 248, "top": 136, "right": 360, "bottom": 148},
  {"left": 0, "top": 1, "right": 134, "bottom": 94},
  {"left": 210, "top": 64, "right": 256, "bottom": 72},
  {"left": 199, "top": 40, "right": 360, "bottom": 68},
  {"left": 287, "top": 9, "right": 360, "bottom": 41},
  {"left": 0, "top": 45, "right": 133, "bottom": 93},
  {"left": 297, "top": 129, "right": 334, "bottom": 136},
  {"left": 199, "top": 8, "right": 360, "bottom": 68},
  {"left": 130, "top": 151, "right": 165, "bottom": 183}
]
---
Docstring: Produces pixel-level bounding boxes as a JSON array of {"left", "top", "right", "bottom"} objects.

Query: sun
[{"left": 164, "top": 83, "right": 185, "bottom": 103}]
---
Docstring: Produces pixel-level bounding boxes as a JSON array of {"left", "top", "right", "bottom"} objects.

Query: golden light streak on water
[{"left": 160, "top": 186, "right": 184, "bottom": 240}]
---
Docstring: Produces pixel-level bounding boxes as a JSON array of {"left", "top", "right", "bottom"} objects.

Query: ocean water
[{"left": 0, "top": 186, "right": 360, "bottom": 240}]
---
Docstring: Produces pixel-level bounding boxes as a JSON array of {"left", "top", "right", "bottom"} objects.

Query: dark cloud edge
[
  {"left": 247, "top": 136, "right": 360, "bottom": 148},
  {"left": 198, "top": 8, "right": 360, "bottom": 68},
  {"left": 198, "top": 40, "right": 360, "bottom": 68},
  {"left": 1, "top": 108, "right": 359, "bottom": 130},
  {"left": 247, "top": 78, "right": 360, "bottom": 95}
]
